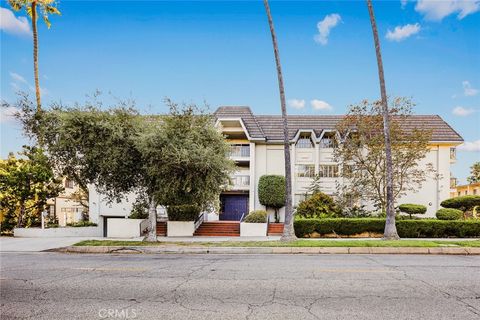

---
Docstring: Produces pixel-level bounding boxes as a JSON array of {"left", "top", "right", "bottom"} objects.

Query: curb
[{"left": 54, "top": 246, "right": 480, "bottom": 255}]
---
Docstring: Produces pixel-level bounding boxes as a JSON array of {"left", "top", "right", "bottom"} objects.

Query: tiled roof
[{"left": 215, "top": 106, "right": 463, "bottom": 143}]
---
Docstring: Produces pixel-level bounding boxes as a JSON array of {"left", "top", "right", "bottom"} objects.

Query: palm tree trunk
[
  {"left": 366, "top": 0, "right": 399, "bottom": 240},
  {"left": 263, "top": 0, "right": 296, "bottom": 241},
  {"left": 31, "top": 2, "right": 41, "bottom": 112},
  {"left": 144, "top": 196, "right": 157, "bottom": 242}
]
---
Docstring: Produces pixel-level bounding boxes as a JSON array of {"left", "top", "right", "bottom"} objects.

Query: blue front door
[{"left": 220, "top": 195, "right": 249, "bottom": 221}]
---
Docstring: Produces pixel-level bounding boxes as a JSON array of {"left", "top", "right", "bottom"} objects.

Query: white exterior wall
[{"left": 250, "top": 142, "right": 456, "bottom": 219}]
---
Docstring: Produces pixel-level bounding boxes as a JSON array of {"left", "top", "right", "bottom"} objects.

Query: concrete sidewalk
[
  {"left": 57, "top": 245, "right": 480, "bottom": 255},
  {"left": 0, "top": 236, "right": 137, "bottom": 252}
]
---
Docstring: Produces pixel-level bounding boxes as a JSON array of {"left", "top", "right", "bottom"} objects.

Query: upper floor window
[
  {"left": 450, "top": 148, "right": 456, "bottom": 160},
  {"left": 65, "top": 179, "right": 74, "bottom": 189},
  {"left": 297, "top": 164, "right": 315, "bottom": 178},
  {"left": 318, "top": 165, "right": 339, "bottom": 178},
  {"left": 296, "top": 133, "right": 314, "bottom": 149},
  {"left": 320, "top": 132, "right": 338, "bottom": 148},
  {"left": 230, "top": 144, "right": 250, "bottom": 157}
]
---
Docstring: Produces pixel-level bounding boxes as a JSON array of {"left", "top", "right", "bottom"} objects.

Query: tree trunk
[
  {"left": 31, "top": 2, "right": 41, "bottom": 112},
  {"left": 366, "top": 0, "right": 399, "bottom": 240},
  {"left": 263, "top": 0, "right": 296, "bottom": 242},
  {"left": 144, "top": 196, "right": 157, "bottom": 242},
  {"left": 17, "top": 202, "right": 25, "bottom": 228}
]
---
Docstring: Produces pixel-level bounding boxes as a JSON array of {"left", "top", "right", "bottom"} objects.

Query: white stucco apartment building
[{"left": 89, "top": 106, "right": 463, "bottom": 232}]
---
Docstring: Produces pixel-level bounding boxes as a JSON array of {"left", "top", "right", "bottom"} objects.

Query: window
[
  {"left": 320, "top": 132, "right": 338, "bottom": 148},
  {"left": 230, "top": 144, "right": 250, "bottom": 157},
  {"left": 318, "top": 165, "right": 339, "bottom": 178},
  {"left": 450, "top": 148, "right": 456, "bottom": 160},
  {"left": 474, "top": 189, "right": 477, "bottom": 195},
  {"left": 465, "top": 190, "right": 468, "bottom": 195},
  {"left": 64, "top": 179, "right": 74, "bottom": 189},
  {"left": 458, "top": 191, "right": 461, "bottom": 196},
  {"left": 296, "top": 133, "right": 314, "bottom": 148},
  {"left": 297, "top": 165, "right": 315, "bottom": 178}
]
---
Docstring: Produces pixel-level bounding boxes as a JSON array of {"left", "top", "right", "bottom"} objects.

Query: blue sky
[{"left": 1, "top": 0, "right": 479, "bottom": 182}]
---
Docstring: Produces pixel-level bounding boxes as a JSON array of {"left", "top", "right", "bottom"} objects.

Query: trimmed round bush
[
  {"left": 398, "top": 204, "right": 427, "bottom": 219},
  {"left": 167, "top": 205, "right": 201, "bottom": 221},
  {"left": 436, "top": 208, "right": 463, "bottom": 220},
  {"left": 296, "top": 192, "right": 340, "bottom": 219},
  {"left": 440, "top": 195, "right": 480, "bottom": 212},
  {"left": 244, "top": 210, "right": 268, "bottom": 223},
  {"left": 258, "top": 175, "right": 286, "bottom": 222}
]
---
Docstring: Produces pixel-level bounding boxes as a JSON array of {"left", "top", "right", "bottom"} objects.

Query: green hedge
[
  {"left": 294, "top": 218, "right": 480, "bottom": 238},
  {"left": 436, "top": 208, "right": 463, "bottom": 220},
  {"left": 167, "top": 205, "right": 200, "bottom": 221}
]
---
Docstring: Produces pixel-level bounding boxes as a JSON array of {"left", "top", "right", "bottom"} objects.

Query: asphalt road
[{"left": 1, "top": 253, "right": 479, "bottom": 320}]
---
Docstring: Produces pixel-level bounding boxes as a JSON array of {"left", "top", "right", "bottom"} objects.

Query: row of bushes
[{"left": 294, "top": 218, "right": 480, "bottom": 238}]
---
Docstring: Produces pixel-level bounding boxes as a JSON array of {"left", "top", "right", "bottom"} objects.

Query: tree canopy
[
  {"left": 0, "top": 146, "right": 63, "bottom": 231},
  {"left": 12, "top": 94, "right": 234, "bottom": 240},
  {"left": 467, "top": 162, "right": 480, "bottom": 184},
  {"left": 334, "top": 97, "right": 433, "bottom": 212}
]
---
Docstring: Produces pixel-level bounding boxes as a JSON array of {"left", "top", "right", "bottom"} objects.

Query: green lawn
[{"left": 74, "top": 239, "right": 480, "bottom": 248}]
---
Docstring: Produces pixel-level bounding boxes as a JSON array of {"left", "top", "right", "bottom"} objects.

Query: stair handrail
[
  {"left": 194, "top": 212, "right": 205, "bottom": 231},
  {"left": 240, "top": 212, "right": 246, "bottom": 222}
]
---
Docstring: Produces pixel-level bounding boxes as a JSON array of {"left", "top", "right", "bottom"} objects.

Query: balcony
[
  {"left": 230, "top": 145, "right": 250, "bottom": 160},
  {"left": 230, "top": 175, "right": 250, "bottom": 190}
]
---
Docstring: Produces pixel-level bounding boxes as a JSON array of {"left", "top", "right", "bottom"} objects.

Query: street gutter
[{"left": 52, "top": 246, "right": 480, "bottom": 255}]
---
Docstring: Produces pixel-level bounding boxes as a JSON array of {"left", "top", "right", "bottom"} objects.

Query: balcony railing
[
  {"left": 230, "top": 145, "right": 250, "bottom": 158},
  {"left": 231, "top": 175, "right": 250, "bottom": 188}
]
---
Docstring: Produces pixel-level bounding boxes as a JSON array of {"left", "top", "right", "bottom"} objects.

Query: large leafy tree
[
  {"left": 0, "top": 146, "right": 63, "bottom": 231},
  {"left": 263, "top": 0, "right": 296, "bottom": 241},
  {"left": 8, "top": 0, "right": 61, "bottom": 111},
  {"left": 366, "top": 0, "right": 397, "bottom": 239},
  {"left": 467, "top": 162, "right": 480, "bottom": 184},
  {"left": 334, "top": 98, "right": 433, "bottom": 215},
  {"left": 13, "top": 95, "right": 233, "bottom": 242}
]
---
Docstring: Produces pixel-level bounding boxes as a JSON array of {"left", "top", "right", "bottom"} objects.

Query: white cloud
[
  {"left": 457, "top": 140, "right": 480, "bottom": 152},
  {"left": 386, "top": 23, "right": 421, "bottom": 41},
  {"left": 0, "top": 7, "right": 31, "bottom": 36},
  {"left": 452, "top": 106, "right": 475, "bottom": 116},
  {"left": 311, "top": 99, "right": 333, "bottom": 111},
  {"left": 10, "top": 72, "right": 28, "bottom": 85},
  {"left": 463, "top": 80, "right": 478, "bottom": 96},
  {"left": 314, "top": 14, "right": 341, "bottom": 45},
  {"left": 288, "top": 99, "right": 305, "bottom": 109},
  {"left": 415, "top": 0, "right": 480, "bottom": 21},
  {"left": 0, "top": 106, "right": 20, "bottom": 123}
]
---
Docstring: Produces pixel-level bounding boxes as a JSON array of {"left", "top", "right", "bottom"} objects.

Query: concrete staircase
[
  {"left": 267, "top": 223, "right": 284, "bottom": 236},
  {"left": 194, "top": 221, "right": 240, "bottom": 237},
  {"left": 156, "top": 222, "right": 167, "bottom": 236}
]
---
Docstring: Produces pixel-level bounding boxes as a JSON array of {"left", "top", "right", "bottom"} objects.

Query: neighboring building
[
  {"left": 451, "top": 182, "right": 480, "bottom": 198},
  {"left": 89, "top": 106, "right": 463, "bottom": 230},
  {"left": 47, "top": 178, "right": 87, "bottom": 226}
]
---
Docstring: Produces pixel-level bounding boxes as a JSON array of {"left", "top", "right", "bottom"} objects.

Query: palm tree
[
  {"left": 366, "top": 0, "right": 399, "bottom": 239},
  {"left": 263, "top": 0, "right": 296, "bottom": 241},
  {"left": 8, "top": 0, "right": 60, "bottom": 112}
]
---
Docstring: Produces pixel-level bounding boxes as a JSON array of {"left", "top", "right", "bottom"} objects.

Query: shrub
[
  {"left": 296, "top": 192, "right": 340, "bottom": 219},
  {"left": 258, "top": 175, "right": 286, "bottom": 222},
  {"left": 129, "top": 197, "right": 149, "bottom": 219},
  {"left": 436, "top": 208, "right": 463, "bottom": 220},
  {"left": 244, "top": 210, "right": 268, "bottom": 223},
  {"left": 293, "top": 218, "right": 480, "bottom": 238},
  {"left": 340, "top": 205, "right": 371, "bottom": 218},
  {"left": 441, "top": 195, "right": 480, "bottom": 212},
  {"left": 167, "top": 205, "right": 200, "bottom": 221},
  {"left": 398, "top": 204, "right": 427, "bottom": 219},
  {"left": 66, "top": 221, "right": 97, "bottom": 227}
]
